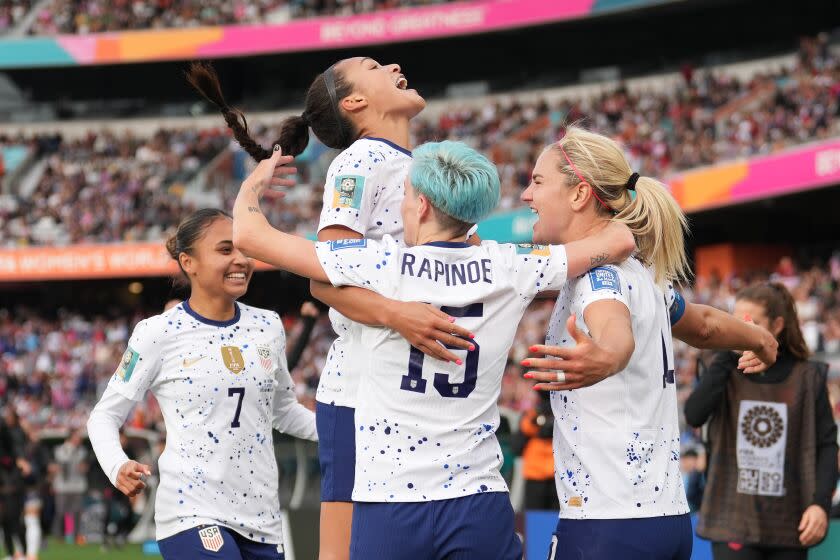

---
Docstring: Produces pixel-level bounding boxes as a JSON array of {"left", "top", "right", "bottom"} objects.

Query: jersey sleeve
[
  {"left": 572, "top": 265, "right": 630, "bottom": 318},
  {"left": 317, "top": 144, "right": 380, "bottom": 236},
  {"left": 314, "top": 236, "right": 396, "bottom": 296},
  {"left": 269, "top": 315, "right": 317, "bottom": 441},
  {"left": 508, "top": 243, "right": 569, "bottom": 298},
  {"left": 106, "top": 317, "right": 164, "bottom": 402},
  {"left": 665, "top": 283, "right": 687, "bottom": 326}
]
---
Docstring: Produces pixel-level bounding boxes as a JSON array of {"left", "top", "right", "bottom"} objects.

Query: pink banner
[
  {"left": 54, "top": 0, "right": 595, "bottom": 65},
  {"left": 670, "top": 138, "right": 840, "bottom": 213}
]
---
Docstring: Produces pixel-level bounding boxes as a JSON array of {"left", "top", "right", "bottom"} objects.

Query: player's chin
[{"left": 222, "top": 277, "right": 250, "bottom": 298}]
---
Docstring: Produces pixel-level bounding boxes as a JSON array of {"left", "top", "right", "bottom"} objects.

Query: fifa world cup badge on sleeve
[
  {"left": 221, "top": 346, "right": 245, "bottom": 374},
  {"left": 114, "top": 347, "right": 139, "bottom": 382},
  {"left": 332, "top": 175, "right": 364, "bottom": 209},
  {"left": 198, "top": 526, "right": 224, "bottom": 552}
]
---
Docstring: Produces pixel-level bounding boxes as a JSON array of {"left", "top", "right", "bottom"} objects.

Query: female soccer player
[
  {"left": 686, "top": 282, "right": 838, "bottom": 560},
  {"left": 189, "top": 59, "right": 473, "bottom": 559},
  {"left": 231, "top": 141, "right": 635, "bottom": 559},
  {"left": 87, "top": 208, "right": 316, "bottom": 560},
  {"left": 519, "top": 127, "right": 779, "bottom": 560}
]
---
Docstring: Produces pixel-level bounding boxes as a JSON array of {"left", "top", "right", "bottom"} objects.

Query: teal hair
[{"left": 409, "top": 141, "right": 500, "bottom": 225}]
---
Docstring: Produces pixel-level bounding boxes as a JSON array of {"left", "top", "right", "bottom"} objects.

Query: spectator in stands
[
  {"left": 680, "top": 447, "right": 706, "bottom": 512},
  {"left": 517, "top": 391, "right": 559, "bottom": 511},
  {"left": 685, "top": 282, "right": 839, "bottom": 559},
  {"left": 50, "top": 429, "right": 89, "bottom": 543}
]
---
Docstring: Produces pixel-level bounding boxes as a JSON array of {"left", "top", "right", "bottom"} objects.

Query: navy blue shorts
[
  {"left": 158, "top": 525, "right": 284, "bottom": 560},
  {"left": 547, "top": 514, "right": 692, "bottom": 560},
  {"left": 351, "top": 492, "right": 522, "bottom": 560},
  {"left": 316, "top": 401, "right": 356, "bottom": 502}
]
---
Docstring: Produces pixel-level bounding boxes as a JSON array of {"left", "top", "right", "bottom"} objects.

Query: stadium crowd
[
  {"left": 2, "top": 256, "right": 839, "bottom": 441},
  {"left": 0, "top": 0, "right": 31, "bottom": 34},
  {"left": 1, "top": 36, "right": 836, "bottom": 246},
  {"left": 1, "top": 128, "right": 229, "bottom": 246},
  {"left": 24, "top": 0, "right": 454, "bottom": 35}
]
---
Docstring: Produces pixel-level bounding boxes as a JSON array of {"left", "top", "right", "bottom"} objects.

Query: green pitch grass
[{"left": 41, "top": 542, "right": 151, "bottom": 559}]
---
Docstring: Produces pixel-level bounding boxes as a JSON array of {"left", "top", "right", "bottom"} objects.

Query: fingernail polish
[
  {"left": 456, "top": 359, "right": 463, "bottom": 366},
  {"left": 524, "top": 373, "right": 532, "bottom": 379},
  {"left": 468, "top": 345, "right": 475, "bottom": 351},
  {"left": 521, "top": 360, "right": 530, "bottom": 366},
  {"left": 529, "top": 345, "right": 538, "bottom": 352}
]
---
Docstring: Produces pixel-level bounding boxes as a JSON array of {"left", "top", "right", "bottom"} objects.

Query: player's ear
[
  {"left": 770, "top": 315, "right": 785, "bottom": 338},
  {"left": 417, "top": 193, "right": 432, "bottom": 221},
  {"left": 179, "top": 252, "right": 195, "bottom": 277},
  {"left": 569, "top": 181, "right": 590, "bottom": 212},
  {"left": 340, "top": 94, "right": 368, "bottom": 114}
]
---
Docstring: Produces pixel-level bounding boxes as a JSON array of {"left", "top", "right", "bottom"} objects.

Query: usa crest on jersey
[
  {"left": 257, "top": 344, "right": 273, "bottom": 372},
  {"left": 198, "top": 526, "right": 224, "bottom": 552}
]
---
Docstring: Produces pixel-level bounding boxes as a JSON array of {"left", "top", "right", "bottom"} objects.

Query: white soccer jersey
[
  {"left": 315, "top": 236, "right": 568, "bottom": 502},
  {"left": 106, "top": 302, "right": 316, "bottom": 543},
  {"left": 547, "top": 258, "right": 690, "bottom": 519},
  {"left": 316, "top": 137, "right": 411, "bottom": 408}
]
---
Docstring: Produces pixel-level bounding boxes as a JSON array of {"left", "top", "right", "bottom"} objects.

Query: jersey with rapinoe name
[
  {"left": 316, "top": 137, "right": 411, "bottom": 409},
  {"left": 108, "top": 302, "right": 296, "bottom": 543},
  {"left": 546, "top": 258, "right": 690, "bottom": 519},
  {"left": 315, "top": 237, "right": 569, "bottom": 502}
]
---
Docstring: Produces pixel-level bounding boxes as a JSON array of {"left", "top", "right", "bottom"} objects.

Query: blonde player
[
  {"left": 231, "top": 141, "right": 635, "bottom": 558},
  {"left": 519, "top": 128, "right": 778, "bottom": 560},
  {"left": 87, "top": 209, "right": 316, "bottom": 559}
]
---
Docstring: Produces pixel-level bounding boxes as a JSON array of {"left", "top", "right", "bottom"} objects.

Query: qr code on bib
[
  {"left": 759, "top": 471, "right": 783, "bottom": 495},
  {"left": 737, "top": 469, "right": 759, "bottom": 494}
]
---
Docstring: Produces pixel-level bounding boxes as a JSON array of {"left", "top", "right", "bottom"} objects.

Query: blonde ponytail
[
  {"left": 615, "top": 175, "right": 690, "bottom": 285},
  {"left": 552, "top": 126, "right": 690, "bottom": 285}
]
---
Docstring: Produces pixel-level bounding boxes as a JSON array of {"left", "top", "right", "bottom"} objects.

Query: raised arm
[
  {"left": 563, "top": 221, "right": 636, "bottom": 278},
  {"left": 232, "top": 147, "right": 330, "bottom": 283},
  {"left": 672, "top": 302, "right": 778, "bottom": 371}
]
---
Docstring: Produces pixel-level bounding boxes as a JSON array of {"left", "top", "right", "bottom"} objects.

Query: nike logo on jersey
[{"left": 183, "top": 356, "right": 206, "bottom": 368}]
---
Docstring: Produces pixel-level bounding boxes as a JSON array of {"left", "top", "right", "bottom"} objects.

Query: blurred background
[{"left": 0, "top": 0, "right": 839, "bottom": 558}]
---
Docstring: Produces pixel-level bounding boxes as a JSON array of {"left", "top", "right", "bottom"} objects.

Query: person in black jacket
[
  {"left": 0, "top": 408, "right": 28, "bottom": 559},
  {"left": 685, "top": 282, "right": 838, "bottom": 560}
]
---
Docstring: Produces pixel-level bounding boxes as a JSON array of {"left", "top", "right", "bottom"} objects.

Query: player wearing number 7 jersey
[
  {"left": 87, "top": 209, "right": 317, "bottom": 560},
  {"left": 232, "top": 141, "right": 636, "bottom": 559}
]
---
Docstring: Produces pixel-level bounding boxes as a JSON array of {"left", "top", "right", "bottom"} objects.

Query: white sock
[{"left": 24, "top": 515, "right": 41, "bottom": 559}]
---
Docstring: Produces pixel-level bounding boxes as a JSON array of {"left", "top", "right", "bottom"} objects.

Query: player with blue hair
[{"left": 232, "top": 140, "right": 635, "bottom": 559}]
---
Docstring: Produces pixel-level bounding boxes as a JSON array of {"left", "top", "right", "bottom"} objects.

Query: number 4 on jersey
[
  {"left": 400, "top": 303, "right": 482, "bottom": 399},
  {"left": 661, "top": 333, "right": 675, "bottom": 388}
]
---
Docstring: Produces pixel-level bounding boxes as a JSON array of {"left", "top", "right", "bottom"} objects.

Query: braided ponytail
[{"left": 185, "top": 62, "right": 310, "bottom": 160}]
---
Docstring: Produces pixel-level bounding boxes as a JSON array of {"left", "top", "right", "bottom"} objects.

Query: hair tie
[
  {"left": 300, "top": 112, "right": 310, "bottom": 126},
  {"left": 626, "top": 172, "right": 640, "bottom": 191}
]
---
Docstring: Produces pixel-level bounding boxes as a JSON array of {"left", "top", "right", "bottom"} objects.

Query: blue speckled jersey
[
  {"left": 107, "top": 302, "right": 310, "bottom": 543},
  {"left": 316, "top": 236, "right": 568, "bottom": 502},
  {"left": 316, "top": 137, "right": 411, "bottom": 408},
  {"left": 547, "top": 258, "right": 690, "bottom": 519}
]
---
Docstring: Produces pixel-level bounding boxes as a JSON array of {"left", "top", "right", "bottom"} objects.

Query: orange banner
[{"left": 0, "top": 243, "right": 273, "bottom": 282}]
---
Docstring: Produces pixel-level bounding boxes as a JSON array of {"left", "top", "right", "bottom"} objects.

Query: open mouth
[
  {"left": 224, "top": 272, "right": 247, "bottom": 281},
  {"left": 396, "top": 75, "right": 408, "bottom": 90}
]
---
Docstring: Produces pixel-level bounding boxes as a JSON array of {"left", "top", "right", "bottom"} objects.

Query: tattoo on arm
[
  {"left": 248, "top": 206, "right": 261, "bottom": 213},
  {"left": 590, "top": 253, "right": 609, "bottom": 266}
]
